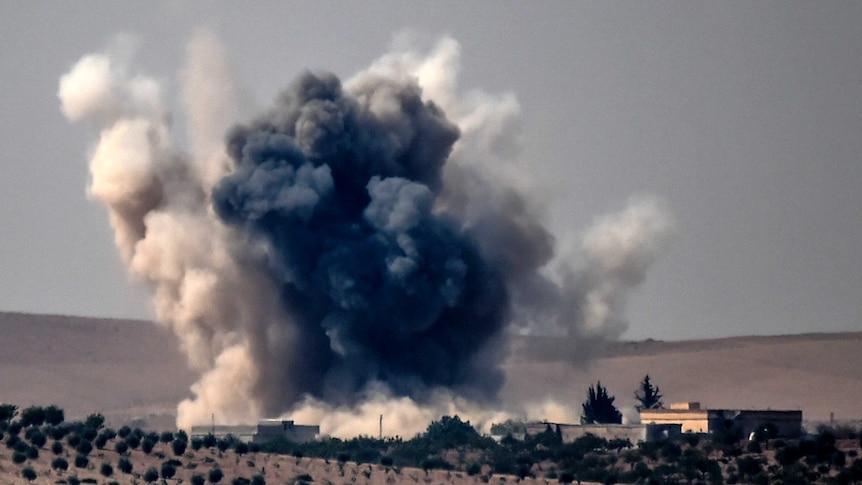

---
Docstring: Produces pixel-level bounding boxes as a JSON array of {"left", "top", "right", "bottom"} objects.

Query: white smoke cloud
[
  {"left": 180, "top": 28, "right": 242, "bottom": 189},
  {"left": 289, "top": 389, "right": 528, "bottom": 439},
  {"left": 579, "top": 195, "right": 673, "bottom": 335},
  {"left": 286, "top": 390, "right": 598, "bottom": 439},
  {"left": 357, "top": 35, "right": 526, "bottom": 193},
  {"left": 59, "top": 32, "right": 294, "bottom": 430},
  {"left": 58, "top": 37, "right": 163, "bottom": 126},
  {"left": 60, "top": 31, "right": 673, "bottom": 435}
]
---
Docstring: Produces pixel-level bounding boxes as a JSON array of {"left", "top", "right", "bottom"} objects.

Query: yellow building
[
  {"left": 639, "top": 402, "right": 709, "bottom": 433},
  {"left": 639, "top": 402, "right": 802, "bottom": 438}
]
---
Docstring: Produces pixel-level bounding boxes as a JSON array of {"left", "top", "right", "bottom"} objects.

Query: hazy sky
[{"left": 1, "top": 1, "right": 860, "bottom": 341}]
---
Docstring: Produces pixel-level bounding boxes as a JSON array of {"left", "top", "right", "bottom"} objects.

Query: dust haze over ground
[
  {"left": 2, "top": 311, "right": 862, "bottom": 436},
  {"left": 57, "top": 31, "right": 671, "bottom": 434}
]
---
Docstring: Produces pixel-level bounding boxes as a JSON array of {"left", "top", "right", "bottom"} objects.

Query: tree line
[
  {"left": 581, "top": 374, "right": 663, "bottom": 425},
  {"left": 263, "top": 412, "right": 862, "bottom": 484},
  {"left": 0, "top": 404, "right": 265, "bottom": 485},
  {"left": 4, "top": 388, "right": 862, "bottom": 485}
]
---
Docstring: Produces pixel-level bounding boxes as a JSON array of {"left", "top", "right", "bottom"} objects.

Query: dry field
[
  {"left": 0, "top": 312, "right": 194, "bottom": 430},
  {"left": 1, "top": 311, "right": 860, "bottom": 430},
  {"left": 504, "top": 332, "right": 862, "bottom": 426}
]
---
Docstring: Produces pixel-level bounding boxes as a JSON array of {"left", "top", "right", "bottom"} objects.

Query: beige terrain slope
[
  {"left": 504, "top": 333, "right": 862, "bottom": 426},
  {"left": 1, "top": 311, "right": 861, "bottom": 430},
  {"left": 0, "top": 312, "right": 195, "bottom": 429}
]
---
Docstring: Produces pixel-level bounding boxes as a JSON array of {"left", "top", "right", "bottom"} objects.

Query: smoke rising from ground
[{"left": 59, "top": 32, "right": 672, "bottom": 434}]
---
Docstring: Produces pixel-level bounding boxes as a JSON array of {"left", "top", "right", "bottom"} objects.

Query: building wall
[
  {"left": 190, "top": 420, "right": 320, "bottom": 443},
  {"left": 707, "top": 410, "right": 802, "bottom": 438},
  {"left": 640, "top": 407, "right": 803, "bottom": 438},
  {"left": 639, "top": 409, "right": 710, "bottom": 433},
  {"left": 254, "top": 420, "right": 319, "bottom": 444},
  {"left": 670, "top": 402, "right": 701, "bottom": 410},
  {"left": 645, "top": 424, "right": 683, "bottom": 442},
  {"left": 190, "top": 425, "right": 257, "bottom": 442},
  {"left": 560, "top": 424, "right": 647, "bottom": 443},
  {"left": 523, "top": 422, "right": 678, "bottom": 444}
]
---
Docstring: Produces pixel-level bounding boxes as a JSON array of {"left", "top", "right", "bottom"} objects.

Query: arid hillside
[
  {"left": 1, "top": 311, "right": 860, "bottom": 430},
  {"left": 503, "top": 332, "right": 862, "bottom": 426},
  {"left": 0, "top": 312, "right": 194, "bottom": 429}
]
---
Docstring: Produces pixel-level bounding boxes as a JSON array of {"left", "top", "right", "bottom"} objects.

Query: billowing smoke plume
[
  {"left": 214, "top": 66, "right": 511, "bottom": 403},
  {"left": 59, "top": 31, "right": 672, "bottom": 434}
]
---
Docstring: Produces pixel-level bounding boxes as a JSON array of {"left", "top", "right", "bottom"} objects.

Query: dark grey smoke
[{"left": 212, "top": 71, "right": 509, "bottom": 405}]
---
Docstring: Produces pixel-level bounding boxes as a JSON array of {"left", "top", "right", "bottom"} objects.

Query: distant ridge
[
  {"left": 0, "top": 309, "right": 151, "bottom": 323},
  {"left": 0, "top": 310, "right": 194, "bottom": 429},
  {"left": 504, "top": 330, "right": 862, "bottom": 426},
  {"left": 2, "top": 311, "right": 860, "bottom": 429},
  {"left": 509, "top": 331, "right": 862, "bottom": 361}
]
